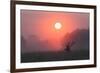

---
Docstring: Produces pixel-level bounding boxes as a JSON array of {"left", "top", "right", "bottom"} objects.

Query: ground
[{"left": 21, "top": 49, "right": 89, "bottom": 63}]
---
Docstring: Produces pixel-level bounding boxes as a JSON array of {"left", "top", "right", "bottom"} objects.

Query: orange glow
[{"left": 21, "top": 10, "right": 89, "bottom": 52}]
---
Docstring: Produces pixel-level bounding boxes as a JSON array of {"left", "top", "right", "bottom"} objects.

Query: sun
[{"left": 54, "top": 22, "right": 62, "bottom": 30}]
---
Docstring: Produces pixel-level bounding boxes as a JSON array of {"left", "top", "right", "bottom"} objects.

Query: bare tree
[{"left": 64, "top": 41, "right": 75, "bottom": 52}]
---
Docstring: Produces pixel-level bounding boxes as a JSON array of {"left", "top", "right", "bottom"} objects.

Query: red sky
[{"left": 21, "top": 10, "right": 89, "bottom": 52}]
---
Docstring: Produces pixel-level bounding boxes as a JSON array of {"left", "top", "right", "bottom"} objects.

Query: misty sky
[{"left": 21, "top": 10, "right": 89, "bottom": 53}]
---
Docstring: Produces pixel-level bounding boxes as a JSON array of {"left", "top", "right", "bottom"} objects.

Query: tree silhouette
[{"left": 64, "top": 41, "right": 75, "bottom": 52}]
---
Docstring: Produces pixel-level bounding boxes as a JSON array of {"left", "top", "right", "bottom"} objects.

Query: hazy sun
[{"left": 54, "top": 22, "right": 62, "bottom": 30}]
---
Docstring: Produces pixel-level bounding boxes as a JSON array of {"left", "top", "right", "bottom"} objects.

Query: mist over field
[{"left": 21, "top": 29, "right": 89, "bottom": 63}]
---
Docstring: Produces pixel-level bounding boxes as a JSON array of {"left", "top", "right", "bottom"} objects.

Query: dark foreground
[{"left": 21, "top": 49, "right": 89, "bottom": 63}]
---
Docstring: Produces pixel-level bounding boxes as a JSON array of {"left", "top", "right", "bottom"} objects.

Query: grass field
[{"left": 21, "top": 49, "right": 89, "bottom": 63}]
